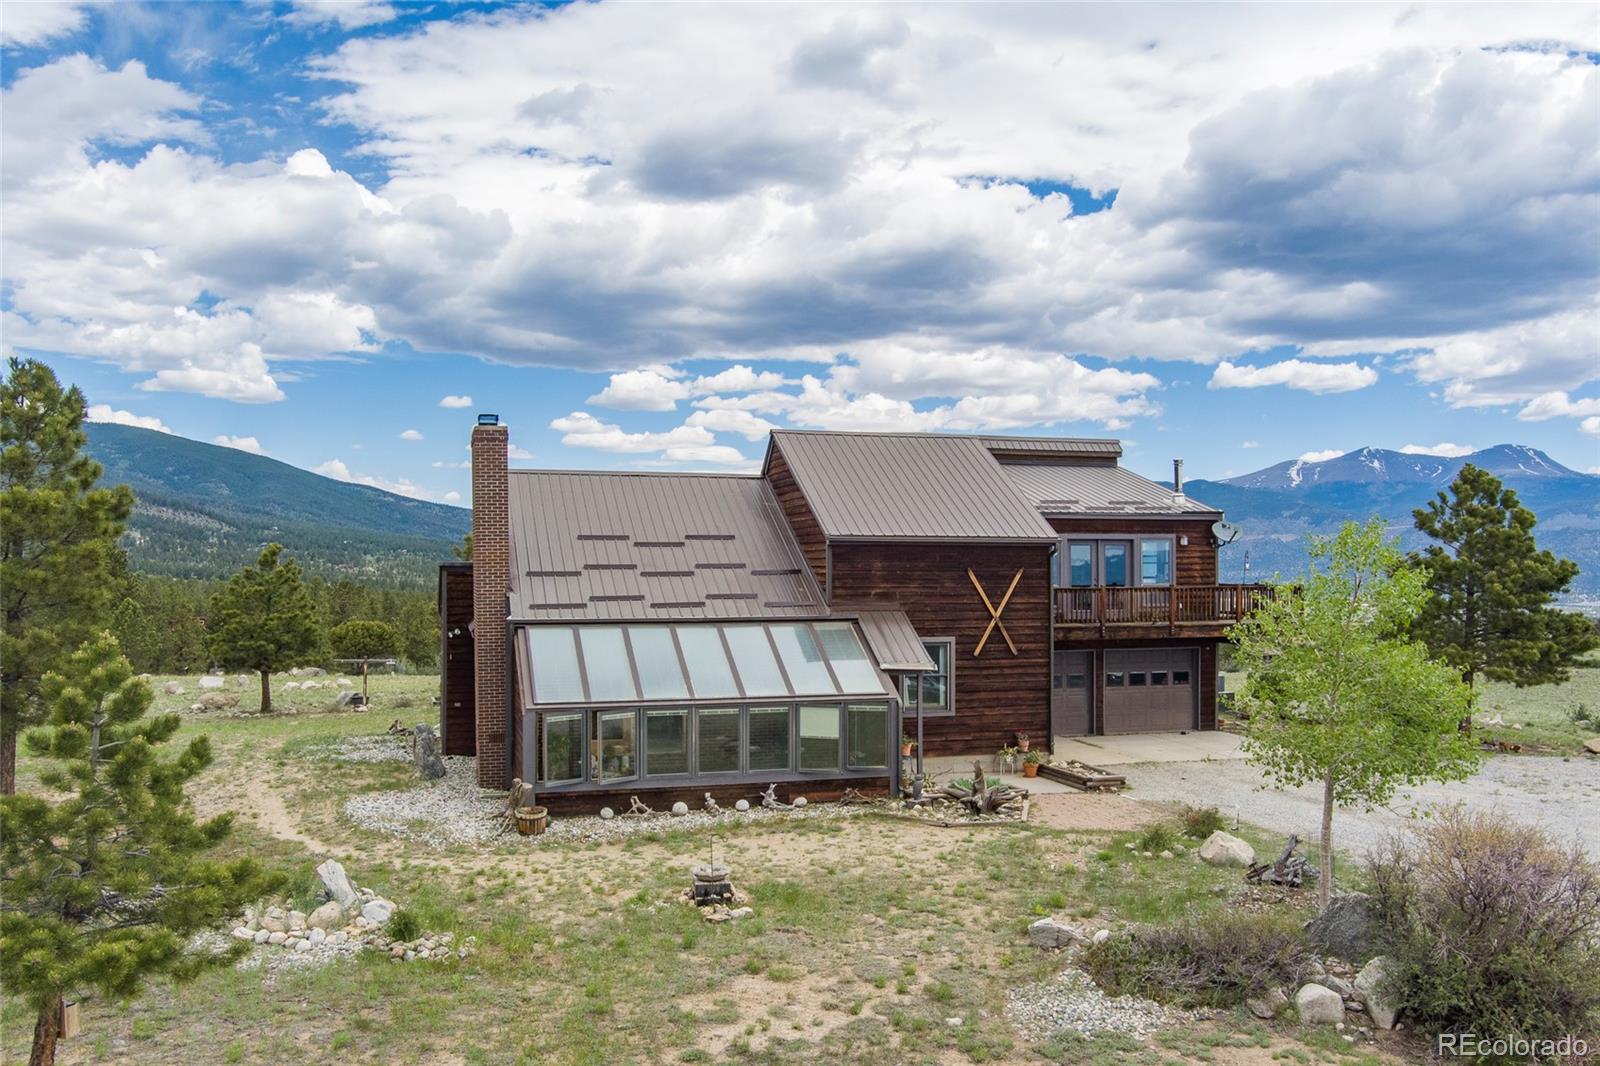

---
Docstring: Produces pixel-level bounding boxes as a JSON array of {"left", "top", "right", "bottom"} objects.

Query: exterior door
[
  {"left": 1051, "top": 650, "right": 1092, "bottom": 736},
  {"left": 1102, "top": 648, "right": 1195, "bottom": 733}
]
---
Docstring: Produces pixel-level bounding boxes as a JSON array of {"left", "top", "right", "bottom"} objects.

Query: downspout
[
  {"left": 506, "top": 616, "right": 523, "bottom": 802},
  {"left": 915, "top": 673, "right": 925, "bottom": 787}
]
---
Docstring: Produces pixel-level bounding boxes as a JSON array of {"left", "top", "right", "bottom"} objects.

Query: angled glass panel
[
  {"left": 629, "top": 626, "right": 688, "bottom": 699},
  {"left": 723, "top": 625, "right": 788, "bottom": 697},
  {"left": 645, "top": 708, "right": 689, "bottom": 775},
  {"left": 676, "top": 626, "right": 738, "bottom": 698},
  {"left": 770, "top": 623, "right": 835, "bottom": 696},
  {"left": 528, "top": 627, "right": 584, "bottom": 704},
  {"left": 814, "top": 623, "right": 882, "bottom": 694},
  {"left": 798, "top": 703, "right": 841, "bottom": 771},
  {"left": 846, "top": 702, "right": 888, "bottom": 769},
  {"left": 578, "top": 626, "right": 636, "bottom": 702},
  {"left": 697, "top": 707, "right": 740, "bottom": 774},
  {"left": 747, "top": 705, "right": 790, "bottom": 772}
]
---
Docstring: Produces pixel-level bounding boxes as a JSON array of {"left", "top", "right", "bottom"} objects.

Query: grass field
[{"left": 3, "top": 672, "right": 1422, "bottom": 1065}]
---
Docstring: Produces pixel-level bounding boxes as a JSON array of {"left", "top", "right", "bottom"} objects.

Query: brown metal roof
[
  {"left": 1001, "top": 462, "right": 1222, "bottom": 516},
  {"left": 508, "top": 470, "right": 827, "bottom": 620},
  {"left": 767, "top": 431, "right": 1058, "bottom": 542},
  {"left": 849, "top": 609, "right": 937, "bottom": 672},
  {"left": 978, "top": 434, "right": 1122, "bottom": 458}
]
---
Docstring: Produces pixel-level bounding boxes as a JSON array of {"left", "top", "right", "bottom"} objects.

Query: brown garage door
[
  {"left": 1103, "top": 649, "right": 1195, "bottom": 733},
  {"left": 1051, "top": 650, "right": 1092, "bottom": 736}
]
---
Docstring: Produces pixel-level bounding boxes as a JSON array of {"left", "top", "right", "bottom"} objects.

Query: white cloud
[
  {"left": 688, "top": 365, "right": 788, "bottom": 394},
  {"left": 685, "top": 408, "right": 779, "bottom": 441},
  {"left": 313, "top": 457, "right": 443, "bottom": 500},
  {"left": 85, "top": 403, "right": 170, "bottom": 433},
  {"left": 439, "top": 394, "right": 473, "bottom": 408},
  {"left": 508, "top": 443, "right": 535, "bottom": 461},
  {"left": 1399, "top": 442, "right": 1475, "bottom": 457},
  {"left": 400, "top": 428, "right": 423, "bottom": 441},
  {"left": 284, "top": 1, "right": 397, "bottom": 30},
  {"left": 1581, "top": 416, "right": 1600, "bottom": 439},
  {"left": 1298, "top": 449, "right": 1345, "bottom": 463},
  {"left": 443, "top": 490, "right": 461, "bottom": 503},
  {"left": 432, "top": 459, "right": 471, "bottom": 469},
  {"left": 1410, "top": 308, "right": 1600, "bottom": 408},
  {"left": 0, "top": 2, "right": 86, "bottom": 46},
  {"left": 1517, "top": 391, "right": 1600, "bottom": 422},
  {"left": 1210, "top": 359, "right": 1378, "bottom": 394},
  {"left": 550, "top": 411, "right": 749, "bottom": 466},
  {"left": 587, "top": 368, "right": 690, "bottom": 411},
  {"left": 1240, "top": 440, "right": 1259, "bottom": 449},
  {"left": 212, "top": 434, "right": 265, "bottom": 455}
]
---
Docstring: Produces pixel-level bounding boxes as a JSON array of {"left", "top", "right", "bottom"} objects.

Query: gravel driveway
[{"left": 1122, "top": 755, "right": 1600, "bottom": 859}]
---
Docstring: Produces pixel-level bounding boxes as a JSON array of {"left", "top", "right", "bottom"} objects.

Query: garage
[{"left": 1103, "top": 648, "right": 1195, "bottom": 733}]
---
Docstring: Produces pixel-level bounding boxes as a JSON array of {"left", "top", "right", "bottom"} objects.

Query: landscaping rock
[
  {"left": 259, "top": 913, "right": 286, "bottom": 934},
  {"left": 163, "top": 681, "right": 184, "bottom": 694},
  {"left": 1319, "top": 975, "right": 1354, "bottom": 998},
  {"left": 253, "top": 929, "right": 269, "bottom": 944},
  {"left": 307, "top": 901, "right": 345, "bottom": 930},
  {"left": 231, "top": 926, "right": 255, "bottom": 942},
  {"left": 734, "top": 799, "right": 750, "bottom": 812},
  {"left": 599, "top": 807, "right": 614, "bottom": 820},
  {"left": 362, "top": 899, "right": 394, "bottom": 924},
  {"left": 1583, "top": 737, "right": 1600, "bottom": 755},
  {"left": 334, "top": 691, "right": 356, "bottom": 708},
  {"left": 287, "top": 910, "right": 306, "bottom": 932},
  {"left": 267, "top": 931, "right": 287, "bottom": 946},
  {"left": 671, "top": 801, "right": 689, "bottom": 816},
  {"left": 793, "top": 796, "right": 807, "bottom": 807},
  {"left": 1198, "top": 831, "right": 1255, "bottom": 868},
  {"left": 1091, "top": 928, "right": 1111, "bottom": 945},
  {"left": 1354, "top": 956, "right": 1399, "bottom": 1029},
  {"left": 198, "top": 675, "right": 224, "bottom": 689},
  {"left": 316, "top": 860, "right": 360, "bottom": 908},
  {"left": 308, "top": 928, "right": 326, "bottom": 945},
  {"left": 1246, "top": 987, "right": 1288, "bottom": 1019},
  {"left": 1028, "top": 917, "right": 1085, "bottom": 950},
  {"left": 1304, "top": 892, "right": 1382, "bottom": 964},
  {"left": 1294, "top": 983, "right": 1345, "bottom": 1026},
  {"left": 413, "top": 724, "right": 446, "bottom": 780},
  {"left": 196, "top": 692, "right": 239, "bottom": 711}
]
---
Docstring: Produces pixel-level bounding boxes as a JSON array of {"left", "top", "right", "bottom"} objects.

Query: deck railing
[{"left": 1054, "top": 584, "right": 1275, "bottom": 628}]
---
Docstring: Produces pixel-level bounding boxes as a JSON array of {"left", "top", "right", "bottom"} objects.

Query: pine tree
[
  {"left": 1232, "top": 520, "right": 1480, "bottom": 911},
  {"left": 0, "top": 633, "right": 277, "bottom": 1066},
  {"left": 1410, "top": 464, "right": 1598, "bottom": 689},
  {"left": 206, "top": 544, "right": 324, "bottom": 713},
  {"left": 0, "top": 358, "right": 134, "bottom": 794}
]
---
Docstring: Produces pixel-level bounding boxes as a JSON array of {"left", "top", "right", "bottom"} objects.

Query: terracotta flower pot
[
  {"left": 1022, "top": 763, "right": 1039, "bottom": 778},
  {"left": 901, "top": 743, "right": 914, "bottom": 757}
]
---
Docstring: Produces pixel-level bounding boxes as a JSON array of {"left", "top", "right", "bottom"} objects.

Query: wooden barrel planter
[{"left": 514, "top": 806, "right": 549, "bottom": 836}]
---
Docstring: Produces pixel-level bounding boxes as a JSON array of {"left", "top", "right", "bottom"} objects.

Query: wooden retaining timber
[{"left": 1036, "top": 760, "right": 1126, "bottom": 792}]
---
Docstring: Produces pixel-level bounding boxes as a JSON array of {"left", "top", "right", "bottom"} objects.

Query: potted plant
[
  {"left": 1021, "top": 750, "right": 1043, "bottom": 778},
  {"left": 901, "top": 734, "right": 916, "bottom": 757},
  {"left": 997, "top": 744, "right": 1020, "bottom": 774}
]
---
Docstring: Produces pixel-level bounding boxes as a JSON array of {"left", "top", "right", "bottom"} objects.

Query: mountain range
[
  {"left": 1183, "top": 445, "right": 1599, "bottom": 599},
  {"left": 85, "top": 423, "right": 469, "bottom": 585}
]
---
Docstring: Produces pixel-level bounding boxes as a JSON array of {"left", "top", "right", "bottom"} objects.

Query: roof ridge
[
  {"left": 771, "top": 427, "right": 1119, "bottom": 445},
  {"left": 510, "top": 468, "right": 759, "bottom": 479}
]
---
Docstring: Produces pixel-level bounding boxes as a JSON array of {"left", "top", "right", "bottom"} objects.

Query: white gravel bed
[
  {"left": 342, "top": 756, "right": 874, "bottom": 848},
  {"left": 1122, "top": 753, "right": 1600, "bottom": 857},
  {"left": 304, "top": 733, "right": 413, "bottom": 764},
  {"left": 1006, "top": 968, "right": 1193, "bottom": 1041}
]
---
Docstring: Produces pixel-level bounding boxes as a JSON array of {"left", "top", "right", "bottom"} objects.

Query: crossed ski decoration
[{"left": 968, "top": 567, "right": 1023, "bottom": 656}]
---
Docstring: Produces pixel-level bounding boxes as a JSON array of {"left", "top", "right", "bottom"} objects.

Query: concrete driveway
[{"left": 1052, "top": 731, "right": 1246, "bottom": 765}]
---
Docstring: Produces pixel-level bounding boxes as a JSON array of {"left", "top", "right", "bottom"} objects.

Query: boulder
[
  {"left": 599, "top": 807, "right": 614, "bottom": 820},
  {"left": 1354, "top": 956, "right": 1400, "bottom": 1029},
  {"left": 670, "top": 801, "right": 689, "bottom": 816},
  {"left": 334, "top": 691, "right": 356, "bottom": 708},
  {"left": 287, "top": 910, "right": 307, "bottom": 932},
  {"left": 316, "top": 859, "right": 360, "bottom": 908},
  {"left": 335, "top": 677, "right": 354, "bottom": 688},
  {"left": 362, "top": 898, "right": 394, "bottom": 924},
  {"left": 198, "top": 675, "right": 224, "bottom": 689},
  {"left": 1319, "top": 975, "right": 1354, "bottom": 999},
  {"left": 1027, "top": 917, "right": 1085, "bottom": 950},
  {"left": 1246, "top": 987, "right": 1289, "bottom": 1019},
  {"left": 734, "top": 799, "right": 750, "bottom": 812},
  {"left": 307, "top": 901, "right": 345, "bottom": 930},
  {"left": 253, "top": 929, "right": 270, "bottom": 944},
  {"left": 259, "top": 913, "right": 286, "bottom": 934},
  {"left": 413, "top": 724, "right": 446, "bottom": 780},
  {"left": 1304, "top": 893, "right": 1382, "bottom": 964},
  {"left": 793, "top": 796, "right": 807, "bottom": 807},
  {"left": 1199, "top": 831, "right": 1256, "bottom": 868},
  {"left": 267, "top": 931, "right": 288, "bottom": 946},
  {"left": 231, "top": 926, "right": 255, "bottom": 942},
  {"left": 1295, "top": 983, "right": 1345, "bottom": 1026},
  {"left": 196, "top": 692, "right": 239, "bottom": 711},
  {"left": 308, "top": 927, "right": 327, "bottom": 945},
  {"left": 163, "top": 681, "right": 184, "bottom": 695},
  {"left": 1583, "top": 737, "right": 1600, "bottom": 756}
]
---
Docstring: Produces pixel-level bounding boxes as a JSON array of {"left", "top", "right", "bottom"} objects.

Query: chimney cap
[{"left": 476, "top": 413, "right": 500, "bottom": 426}]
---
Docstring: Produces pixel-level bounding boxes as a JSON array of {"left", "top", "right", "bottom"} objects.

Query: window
[
  {"left": 1140, "top": 538, "right": 1173, "bottom": 585},
  {"left": 645, "top": 708, "right": 689, "bottom": 775},
  {"left": 1102, "top": 542, "right": 1130, "bottom": 587},
  {"left": 1151, "top": 671, "right": 1169, "bottom": 686},
  {"left": 899, "top": 639, "right": 952, "bottom": 712},
  {"left": 697, "top": 708, "right": 740, "bottom": 773},
  {"left": 594, "top": 710, "right": 637, "bottom": 782},
  {"left": 677, "top": 627, "right": 738, "bottom": 698},
  {"left": 798, "top": 704, "right": 841, "bottom": 771},
  {"left": 1106, "top": 671, "right": 1125, "bottom": 687},
  {"left": 630, "top": 626, "right": 687, "bottom": 699},
  {"left": 770, "top": 623, "right": 835, "bottom": 694},
  {"left": 528, "top": 627, "right": 584, "bottom": 703},
  {"left": 1172, "top": 669, "right": 1191, "bottom": 685},
  {"left": 1128, "top": 672, "right": 1147, "bottom": 686},
  {"left": 1068, "top": 542, "right": 1094, "bottom": 586},
  {"left": 747, "top": 706, "right": 790, "bottom": 771},
  {"left": 544, "top": 712, "right": 583, "bottom": 783},
  {"left": 579, "top": 627, "right": 636, "bottom": 702},
  {"left": 814, "top": 623, "right": 882, "bottom": 693},
  {"left": 724, "top": 625, "right": 788, "bottom": 697},
  {"left": 1066, "top": 673, "right": 1087, "bottom": 689},
  {"left": 846, "top": 702, "right": 889, "bottom": 768}
]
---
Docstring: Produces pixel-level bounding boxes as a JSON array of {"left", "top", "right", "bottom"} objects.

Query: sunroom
[{"left": 516, "top": 619, "right": 902, "bottom": 803}]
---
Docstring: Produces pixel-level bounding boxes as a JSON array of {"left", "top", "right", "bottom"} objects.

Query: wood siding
[
  {"left": 830, "top": 541, "right": 1052, "bottom": 756},
  {"left": 765, "top": 443, "right": 829, "bottom": 590},
  {"left": 439, "top": 565, "right": 476, "bottom": 757},
  {"left": 1046, "top": 515, "right": 1219, "bottom": 585}
]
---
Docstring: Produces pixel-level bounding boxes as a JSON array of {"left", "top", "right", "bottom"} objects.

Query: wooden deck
[{"left": 1054, "top": 584, "right": 1274, "bottom": 637}]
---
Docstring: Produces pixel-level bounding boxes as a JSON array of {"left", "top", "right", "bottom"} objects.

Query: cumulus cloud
[
  {"left": 213, "top": 434, "right": 265, "bottom": 455},
  {"left": 443, "top": 490, "right": 461, "bottom": 503},
  {"left": 0, "top": 2, "right": 86, "bottom": 46},
  {"left": 1210, "top": 359, "right": 1378, "bottom": 394},
  {"left": 685, "top": 408, "right": 779, "bottom": 441},
  {"left": 400, "top": 428, "right": 423, "bottom": 441},
  {"left": 551, "top": 411, "right": 749, "bottom": 466},
  {"left": 1399, "top": 442, "right": 1476, "bottom": 457},
  {"left": 439, "top": 394, "right": 473, "bottom": 408},
  {"left": 587, "top": 368, "right": 690, "bottom": 411},
  {"left": 1517, "top": 391, "right": 1600, "bottom": 422},
  {"left": 1299, "top": 449, "right": 1345, "bottom": 463},
  {"left": 313, "top": 458, "right": 443, "bottom": 500},
  {"left": 283, "top": 1, "right": 397, "bottom": 30},
  {"left": 85, "top": 404, "right": 170, "bottom": 433},
  {"left": 1581, "top": 417, "right": 1600, "bottom": 439},
  {"left": 1241, "top": 440, "right": 1259, "bottom": 449}
]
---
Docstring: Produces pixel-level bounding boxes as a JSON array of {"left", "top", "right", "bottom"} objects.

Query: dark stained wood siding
[
  {"left": 1047, "top": 516, "right": 1218, "bottom": 585},
  {"left": 765, "top": 443, "right": 829, "bottom": 590},
  {"left": 830, "top": 541, "right": 1052, "bottom": 756},
  {"left": 439, "top": 565, "right": 477, "bottom": 756}
]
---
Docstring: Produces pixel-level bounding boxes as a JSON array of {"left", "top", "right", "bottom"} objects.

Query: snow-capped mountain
[{"left": 1221, "top": 445, "right": 1584, "bottom": 491}]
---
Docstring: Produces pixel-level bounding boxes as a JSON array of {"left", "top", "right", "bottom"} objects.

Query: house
[{"left": 440, "top": 418, "right": 1269, "bottom": 812}]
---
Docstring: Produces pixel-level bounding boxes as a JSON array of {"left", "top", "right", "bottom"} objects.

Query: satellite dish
[{"left": 1211, "top": 520, "right": 1240, "bottom": 546}]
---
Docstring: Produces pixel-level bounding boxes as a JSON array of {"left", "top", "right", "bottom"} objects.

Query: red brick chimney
[{"left": 471, "top": 416, "right": 510, "bottom": 789}]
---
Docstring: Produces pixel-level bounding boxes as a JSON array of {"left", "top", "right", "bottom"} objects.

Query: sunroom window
[
  {"left": 798, "top": 703, "right": 841, "bottom": 771},
  {"left": 544, "top": 712, "right": 583, "bottom": 783},
  {"left": 645, "top": 708, "right": 689, "bottom": 775},
  {"left": 697, "top": 708, "right": 741, "bottom": 773},
  {"left": 594, "top": 710, "right": 637, "bottom": 782},
  {"left": 748, "top": 706, "right": 790, "bottom": 771},
  {"left": 846, "top": 703, "right": 889, "bottom": 768}
]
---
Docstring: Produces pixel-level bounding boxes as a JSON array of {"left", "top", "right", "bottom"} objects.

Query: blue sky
[{"left": 3, "top": 1, "right": 1597, "bottom": 506}]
